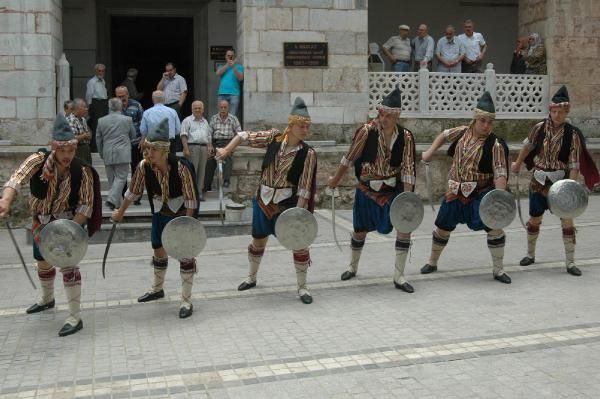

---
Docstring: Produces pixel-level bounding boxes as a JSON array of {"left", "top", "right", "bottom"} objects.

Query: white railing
[{"left": 369, "top": 63, "right": 549, "bottom": 119}]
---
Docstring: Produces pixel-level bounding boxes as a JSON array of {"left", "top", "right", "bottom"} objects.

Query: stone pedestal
[
  {"left": 0, "top": 0, "right": 62, "bottom": 145},
  {"left": 237, "top": 0, "right": 369, "bottom": 138}
]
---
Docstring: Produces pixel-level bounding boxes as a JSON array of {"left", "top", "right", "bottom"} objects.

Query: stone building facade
[{"left": 0, "top": 0, "right": 598, "bottom": 146}]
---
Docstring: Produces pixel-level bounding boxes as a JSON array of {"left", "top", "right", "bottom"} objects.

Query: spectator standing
[
  {"left": 382, "top": 25, "right": 412, "bottom": 72},
  {"left": 204, "top": 100, "right": 241, "bottom": 190},
  {"left": 156, "top": 62, "right": 187, "bottom": 120},
  {"left": 436, "top": 25, "right": 465, "bottom": 73},
  {"left": 524, "top": 33, "right": 547, "bottom": 75},
  {"left": 140, "top": 91, "right": 181, "bottom": 155},
  {"left": 510, "top": 37, "right": 528, "bottom": 74},
  {"left": 115, "top": 86, "right": 144, "bottom": 193},
  {"left": 181, "top": 101, "right": 212, "bottom": 202},
  {"left": 121, "top": 68, "right": 144, "bottom": 101},
  {"left": 458, "top": 20, "right": 487, "bottom": 73},
  {"left": 63, "top": 100, "right": 74, "bottom": 117},
  {"left": 412, "top": 24, "right": 435, "bottom": 71},
  {"left": 67, "top": 98, "right": 93, "bottom": 165},
  {"left": 216, "top": 49, "right": 244, "bottom": 118},
  {"left": 96, "top": 98, "right": 136, "bottom": 210},
  {"left": 85, "top": 63, "right": 108, "bottom": 151}
]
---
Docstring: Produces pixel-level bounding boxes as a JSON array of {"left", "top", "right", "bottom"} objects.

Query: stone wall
[
  {"left": 0, "top": 0, "right": 62, "bottom": 145},
  {"left": 519, "top": 0, "right": 600, "bottom": 134},
  {"left": 237, "top": 0, "right": 369, "bottom": 138}
]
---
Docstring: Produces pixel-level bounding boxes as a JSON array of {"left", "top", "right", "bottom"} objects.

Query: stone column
[
  {"left": 0, "top": 0, "right": 63, "bottom": 145},
  {"left": 519, "top": 0, "right": 600, "bottom": 135},
  {"left": 237, "top": 0, "right": 369, "bottom": 143}
]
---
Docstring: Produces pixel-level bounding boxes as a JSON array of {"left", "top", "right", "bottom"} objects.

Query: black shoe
[
  {"left": 567, "top": 266, "right": 582, "bottom": 276},
  {"left": 223, "top": 181, "right": 230, "bottom": 188},
  {"left": 494, "top": 274, "right": 512, "bottom": 284},
  {"left": 394, "top": 281, "right": 415, "bottom": 293},
  {"left": 340, "top": 271, "right": 356, "bottom": 281},
  {"left": 237, "top": 281, "right": 256, "bottom": 291},
  {"left": 58, "top": 320, "right": 83, "bottom": 337},
  {"left": 420, "top": 264, "right": 437, "bottom": 274},
  {"left": 137, "top": 289, "right": 165, "bottom": 302},
  {"left": 133, "top": 200, "right": 141, "bottom": 206},
  {"left": 520, "top": 256, "right": 535, "bottom": 266},
  {"left": 105, "top": 201, "right": 116, "bottom": 211},
  {"left": 26, "top": 299, "right": 55, "bottom": 314},
  {"left": 179, "top": 304, "right": 193, "bottom": 319},
  {"left": 300, "top": 293, "right": 313, "bottom": 304}
]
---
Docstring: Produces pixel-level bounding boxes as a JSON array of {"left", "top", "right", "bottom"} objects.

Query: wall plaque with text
[
  {"left": 283, "top": 42, "right": 328, "bottom": 67},
  {"left": 210, "top": 45, "right": 232, "bottom": 61}
]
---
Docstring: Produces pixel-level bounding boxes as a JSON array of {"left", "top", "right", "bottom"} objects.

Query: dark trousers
[
  {"left": 166, "top": 102, "right": 183, "bottom": 153},
  {"left": 204, "top": 138, "right": 233, "bottom": 190},
  {"left": 131, "top": 143, "right": 143, "bottom": 177},
  {"left": 89, "top": 98, "right": 108, "bottom": 152}
]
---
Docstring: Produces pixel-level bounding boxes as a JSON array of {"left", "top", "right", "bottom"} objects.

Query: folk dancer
[
  {"left": 111, "top": 118, "right": 199, "bottom": 318},
  {"left": 328, "top": 88, "right": 417, "bottom": 293},
  {"left": 420, "top": 91, "right": 512, "bottom": 284},
  {"left": 511, "top": 86, "right": 599, "bottom": 276},
  {"left": 216, "top": 97, "right": 317, "bottom": 304},
  {"left": 0, "top": 115, "right": 99, "bottom": 336}
]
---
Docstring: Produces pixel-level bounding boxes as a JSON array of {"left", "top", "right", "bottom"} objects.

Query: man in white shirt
[
  {"left": 85, "top": 63, "right": 108, "bottom": 151},
  {"left": 181, "top": 101, "right": 212, "bottom": 201},
  {"left": 436, "top": 25, "right": 465, "bottom": 73},
  {"left": 458, "top": 19, "right": 487, "bottom": 73},
  {"left": 157, "top": 62, "right": 188, "bottom": 120},
  {"left": 382, "top": 25, "right": 412, "bottom": 72}
]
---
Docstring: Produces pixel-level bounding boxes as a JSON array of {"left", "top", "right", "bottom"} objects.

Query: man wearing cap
[
  {"left": 382, "top": 25, "right": 412, "bottom": 72},
  {"left": 0, "top": 115, "right": 99, "bottom": 336},
  {"left": 111, "top": 118, "right": 199, "bottom": 319},
  {"left": 511, "top": 86, "right": 599, "bottom": 276},
  {"left": 327, "top": 88, "right": 417, "bottom": 293},
  {"left": 420, "top": 92, "right": 512, "bottom": 284},
  {"left": 86, "top": 63, "right": 108, "bottom": 151},
  {"left": 216, "top": 97, "right": 318, "bottom": 304}
]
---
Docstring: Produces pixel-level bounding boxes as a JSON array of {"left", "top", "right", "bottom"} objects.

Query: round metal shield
[
  {"left": 479, "top": 189, "right": 517, "bottom": 230},
  {"left": 162, "top": 216, "right": 207, "bottom": 260},
  {"left": 274, "top": 207, "right": 318, "bottom": 251},
  {"left": 548, "top": 179, "right": 588, "bottom": 219},
  {"left": 38, "top": 219, "right": 88, "bottom": 268},
  {"left": 390, "top": 192, "right": 424, "bottom": 233}
]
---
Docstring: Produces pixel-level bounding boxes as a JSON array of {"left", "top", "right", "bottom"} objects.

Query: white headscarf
[{"left": 527, "top": 33, "right": 542, "bottom": 56}]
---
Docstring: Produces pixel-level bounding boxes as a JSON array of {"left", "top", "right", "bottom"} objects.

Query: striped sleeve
[
  {"left": 124, "top": 160, "right": 147, "bottom": 201},
  {"left": 443, "top": 125, "right": 468, "bottom": 142},
  {"left": 3, "top": 152, "right": 45, "bottom": 193},
  {"left": 296, "top": 148, "right": 317, "bottom": 200},
  {"left": 569, "top": 132, "right": 581, "bottom": 170},
  {"left": 75, "top": 166, "right": 94, "bottom": 218},
  {"left": 341, "top": 124, "right": 369, "bottom": 166},
  {"left": 400, "top": 130, "right": 416, "bottom": 185},
  {"left": 179, "top": 162, "right": 198, "bottom": 210},
  {"left": 526, "top": 121, "right": 544, "bottom": 145},
  {"left": 243, "top": 129, "right": 279, "bottom": 148},
  {"left": 492, "top": 140, "right": 508, "bottom": 180}
]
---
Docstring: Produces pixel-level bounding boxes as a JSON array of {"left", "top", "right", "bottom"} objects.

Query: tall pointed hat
[{"left": 474, "top": 91, "right": 496, "bottom": 118}]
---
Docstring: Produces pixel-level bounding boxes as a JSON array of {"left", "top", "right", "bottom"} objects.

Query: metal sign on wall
[
  {"left": 210, "top": 46, "right": 232, "bottom": 61},
  {"left": 283, "top": 42, "right": 328, "bottom": 67}
]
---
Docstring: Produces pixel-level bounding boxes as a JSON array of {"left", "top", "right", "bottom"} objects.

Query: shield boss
[
  {"left": 390, "top": 192, "right": 424, "bottom": 233},
  {"left": 479, "top": 189, "right": 516, "bottom": 230},
  {"left": 162, "top": 216, "right": 207, "bottom": 260},
  {"left": 275, "top": 207, "right": 318, "bottom": 250},
  {"left": 38, "top": 219, "right": 88, "bottom": 268},
  {"left": 548, "top": 179, "right": 588, "bottom": 219}
]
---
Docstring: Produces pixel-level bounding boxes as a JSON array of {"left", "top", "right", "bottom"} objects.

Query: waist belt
[
  {"left": 188, "top": 143, "right": 208, "bottom": 146},
  {"left": 533, "top": 169, "right": 565, "bottom": 185},
  {"left": 36, "top": 212, "right": 73, "bottom": 225},
  {"left": 260, "top": 184, "right": 293, "bottom": 205},
  {"left": 361, "top": 177, "right": 397, "bottom": 192}
]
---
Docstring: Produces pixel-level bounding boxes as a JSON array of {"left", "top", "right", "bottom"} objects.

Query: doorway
[{"left": 110, "top": 16, "right": 195, "bottom": 115}]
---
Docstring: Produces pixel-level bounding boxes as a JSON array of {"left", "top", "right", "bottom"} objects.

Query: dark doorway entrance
[{"left": 110, "top": 16, "right": 194, "bottom": 115}]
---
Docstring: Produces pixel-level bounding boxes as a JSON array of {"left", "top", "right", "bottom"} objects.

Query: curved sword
[
  {"left": 423, "top": 161, "right": 435, "bottom": 212},
  {"left": 102, "top": 220, "right": 118, "bottom": 279},
  {"left": 217, "top": 160, "right": 225, "bottom": 225},
  {"left": 6, "top": 221, "right": 36, "bottom": 289},
  {"left": 325, "top": 187, "right": 342, "bottom": 251},
  {"left": 515, "top": 168, "right": 527, "bottom": 229}
]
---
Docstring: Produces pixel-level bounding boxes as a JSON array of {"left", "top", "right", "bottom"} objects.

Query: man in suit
[{"left": 96, "top": 98, "right": 136, "bottom": 210}]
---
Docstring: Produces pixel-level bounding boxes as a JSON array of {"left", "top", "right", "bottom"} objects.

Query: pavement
[{"left": 0, "top": 197, "right": 600, "bottom": 398}]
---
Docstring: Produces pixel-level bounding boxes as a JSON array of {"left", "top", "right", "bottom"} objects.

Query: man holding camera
[{"left": 216, "top": 49, "right": 244, "bottom": 118}]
